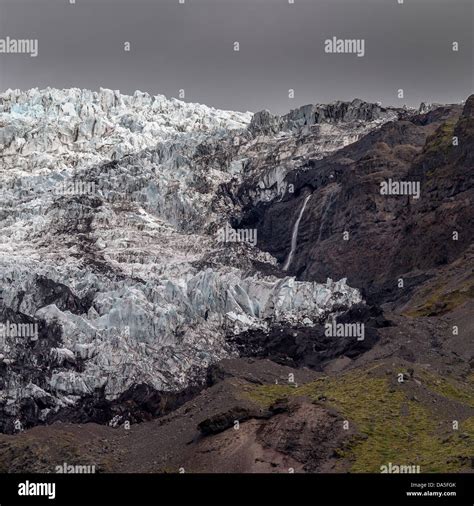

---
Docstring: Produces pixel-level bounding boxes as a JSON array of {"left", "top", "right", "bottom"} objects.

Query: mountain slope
[{"left": 0, "top": 90, "right": 472, "bottom": 474}]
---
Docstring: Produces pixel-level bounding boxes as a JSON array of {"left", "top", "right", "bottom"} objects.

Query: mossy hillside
[
  {"left": 405, "top": 277, "right": 474, "bottom": 317},
  {"left": 416, "top": 369, "right": 474, "bottom": 407},
  {"left": 239, "top": 383, "right": 299, "bottom": 407},
  {"left": 423, "top": 119, "right": 459, "bottom": 179},
  {"left": 0, "top": 432, "right": 117, "bottom": 473},
  {"left": 423, "top": 119, "right": 457, "bottom": 156},
  {"left": 242, "top": 365, "right": 474, "bottom": 472}
]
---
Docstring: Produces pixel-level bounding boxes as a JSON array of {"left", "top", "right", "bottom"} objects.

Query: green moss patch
[
  {"left": 242, "top": 365, "right": 474, "bottom": 472},
  {"left": 423, "top": 120, "right": 457, "bottom": 156},
  {"left": 406, "top": 279, "right": 474, "bottom": 317}
]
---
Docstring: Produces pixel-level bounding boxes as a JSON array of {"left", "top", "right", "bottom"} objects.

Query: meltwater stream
[{"left": 282, "top": 193, "right": 312, "bottom": 271}]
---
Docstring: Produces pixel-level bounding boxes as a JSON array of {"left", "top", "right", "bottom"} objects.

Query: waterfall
[{"left": 282, "top": 193, "right": 312, "bottom": 271}]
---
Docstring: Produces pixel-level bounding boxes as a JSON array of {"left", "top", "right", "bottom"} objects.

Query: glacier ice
[{"left": 0, "top": 88, "right": 393, "bottom": 425}]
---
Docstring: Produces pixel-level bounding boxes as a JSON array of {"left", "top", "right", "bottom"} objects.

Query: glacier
[{"left": 0, "top": 87, "right": 399, "bottom": 429}]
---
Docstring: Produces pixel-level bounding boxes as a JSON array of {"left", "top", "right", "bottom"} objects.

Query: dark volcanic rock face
[
  {"left": 32, "top": 276, "right": 95, "bottom": 315},
  {"left": 45, "top": 382, "right": 202, "bottom": 427},
  {"left": 392, "top": 98, "right": 474, "bottom": 277},
  {"left": 242, "top": 99, "right": 473, "bottom": 302},
  {"left": 0, "top": 305, "right": 63, "bottom": 433},
  {"left": 229, "top": 304, "right": 389, "bottom": 370}
]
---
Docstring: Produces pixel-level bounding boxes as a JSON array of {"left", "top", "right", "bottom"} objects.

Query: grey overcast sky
[{"left": 0, "top": 0, "right": 472, "bottom": 114}]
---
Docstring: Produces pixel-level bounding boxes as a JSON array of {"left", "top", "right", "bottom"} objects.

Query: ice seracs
[{"left": 0, "top": 88, "right": 391, "bottom": 430}]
